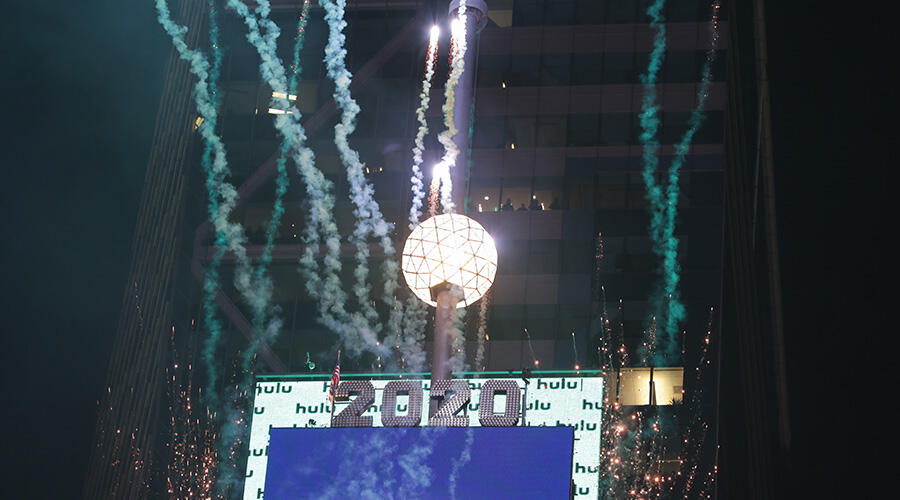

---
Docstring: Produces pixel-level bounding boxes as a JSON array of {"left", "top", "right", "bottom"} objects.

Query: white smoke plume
[
  {"left": 435, "top": 0, "right": 469, "bottom": 213},
  {"left": 226, "top": 0, "right": 390, "bottom": 359},
  {"left": 408, "top": 26, "right": 441, "bottom": 228}
]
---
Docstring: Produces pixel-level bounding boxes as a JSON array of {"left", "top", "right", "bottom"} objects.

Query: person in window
[
  {"left": 549, "top": 197, "right": 560, "bottom": 210},
  {"left": 502, "top": 198, "right": 514, "bottom": 211},
  {"left": 517, "top": 203, "right": 528, "bottom": 211},
  {"left": 529, "top": 196, "right": 542, "bottom": 210}
]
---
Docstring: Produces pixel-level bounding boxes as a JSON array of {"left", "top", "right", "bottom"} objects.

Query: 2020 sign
[{"left": 331, "top": 379, "right": 521, "bottom": 428}]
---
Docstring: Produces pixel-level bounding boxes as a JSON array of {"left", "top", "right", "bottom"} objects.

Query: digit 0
[
  {"left": 478, "top": 379, "right": 521, "bottom": 426},
  {"left": 381, "top": 380, "right": 423, "bottom": 427}
]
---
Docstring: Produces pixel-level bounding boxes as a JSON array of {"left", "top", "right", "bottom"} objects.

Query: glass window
[
  {"left": 635, "top": 0, "right": 657, "bottom": 22},
  {"left": 512, "top": 0, "right": 544, "bottom": 26},
  {"left": 524, "top": 305, "right": 559, "bottom": 339},
  {"left": 571, "top": 54, "right": 603, "bottom": 85},
  {"left": 528, "top": 240, "right": 561, "bottom": 274},
  {"left": 625, "top": 173, "right": 648, "bottom": 209},
  {"left": 667, "top": 0, "right": 703, "bottom": 22},
  {"left": 663, "top": 51, "right": 701, "bottom": 83},
  {"left": 545, "top": 0, "right": 575, "bottom": 25},
  {"left": 507, "top": 115, "right": 536, "bottom": 148},
  {"left": 354, "top": 106, "right": 377, "bottom": 139},
  {"left": 375, "top": 111, "right": 408, "bottom": 139},
  {"left": 567, "top": 114, "right": 600, "bottom": 147},
  {"left": 595, "top": 172, "right": 628, "bottom": 209},
  {"left": 694, "top": 111, "right": 724, "bottom": 144},
  {"left": 599, "top": 113, "right": 632, "bottom": 145},
  {"left": 687, "top": 171, "right": 723, "bottom": 207},
  {"left": 661, "top": 111, "right": 724, "bottom": 145},
  {"left": 500, "top": 178, "right": 532, "bottom": 212},
  {"left": 564, "top": 172, "right": 594, "bottom": 210},
  {"left": 382, "top": 80, "right": 412, "bottom": 110},
  {"left": 508, "top": 54, "right": 541, "bottom": 87},
  {"left": 473, "top": 115, "right": 506, "bottom": 149},
  {"left": 470, "top": 178, "right": 502, "bottom": 213},
  {"left": 228, "top": 42, "right": 262, "bottom": 81},
  {"left": 536, "top": 115, "right": 567, "bottom": 147},
  {"left": 574, "top": 0, "right": 604, "bottom": 25},
  {"left": 222, "top": 114, "right": 251, "bottom": 141},
  {"left": 540, "top": 53, "right": 571, "bottom": 86},
  {"left": 499, "top": 243, "right": 528, "bottom": 274},
  {"left": 650, "top": 367, "right": 684, "bottom": 405},
  {"left": 533, "top": 176, "right": 562, "bottom": 210},
  {"left": 605, "top": 1, "right": 638, "bottom": 23},
  {"left": 381, "top": 50, "right": 414, "bottom": 79},
  {"left": 477, "top": 54, "right": 510, "bottom": 88},
  {"left": 602, "top": 53, "right": 636, "bottom": 84},
  {"left": 710, "top": 50, "right": 727, "bottom": 81},
  {"left": 660, "top": 111, "right": 691, "bottom": 144},
  {"left": 561, "top": 240, "right": 592, "bottom": 273},
  {"left": 608, "top": 368, "right": 684, "bottom": 406}
]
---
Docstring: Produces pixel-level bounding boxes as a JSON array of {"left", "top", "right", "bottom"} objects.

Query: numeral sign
[
  {"left": 329, "top": 379, "right": 521, "bottom": 428},
  {"left": 381, "top": 380, "right": 423, "bottom": 427},
  {"left": 331, "top": 380, "right": 375, "bottom": 428},
  {"left": 478, "top": 379, "right": 521, "bottom": 426},
  {"left": 428, "top": 380, "right": 470, "bottom": 427}
]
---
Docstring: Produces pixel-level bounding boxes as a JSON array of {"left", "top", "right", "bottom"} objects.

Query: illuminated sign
[
  {"left": 264, "top": 427, "right": 574, "bottom": 499},
  {"left": 245, "top": 373, "right": 603, "bottom": 499}
]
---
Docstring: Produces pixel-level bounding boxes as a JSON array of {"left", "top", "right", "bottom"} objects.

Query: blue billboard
[{"left": 264, "top": 426, "right": 574, "bottom": 499}]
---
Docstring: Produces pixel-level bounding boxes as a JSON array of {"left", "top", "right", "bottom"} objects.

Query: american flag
[{"left": 328, "top": 350, "right": 341, "bottom": 403}]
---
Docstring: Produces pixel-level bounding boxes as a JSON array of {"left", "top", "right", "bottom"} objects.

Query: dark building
[{"left": 85, "top": 0, "right": 788, "bottom": 498}]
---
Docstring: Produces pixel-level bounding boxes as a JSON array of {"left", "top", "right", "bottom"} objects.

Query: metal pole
[
  {"left": 448, "top": 0, "right": 488, "bottom": 212},
  {"left": 431, "top": 284, "right": 461, "bottom": 383},
  {"left": 429, "top": 283, "right": 461, "bottom": 416}
]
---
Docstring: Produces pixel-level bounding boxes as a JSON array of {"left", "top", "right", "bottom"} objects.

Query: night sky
[{"left": 0, "top": 1, "right": 891, "bottom": 498}]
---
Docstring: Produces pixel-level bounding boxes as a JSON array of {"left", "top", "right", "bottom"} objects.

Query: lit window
[
  {"left": 271, "top": 91, "right": 297, "bottom": 101},
  {"left": 606, "top": 367, "right": 684, "bottom": 406}
]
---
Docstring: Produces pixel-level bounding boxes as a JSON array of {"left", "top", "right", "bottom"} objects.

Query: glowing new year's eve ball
[{"left": 402, "top": 213, "right": 498, "bottom": 308}]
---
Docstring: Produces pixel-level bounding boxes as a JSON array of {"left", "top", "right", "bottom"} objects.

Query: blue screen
[{"left": 263, "top": 426, "right": 574, "bottom": 499}]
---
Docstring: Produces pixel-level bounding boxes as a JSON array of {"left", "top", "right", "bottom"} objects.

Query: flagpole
[{"left": 329, "top": 350, "right": 341, "bottom": 426}]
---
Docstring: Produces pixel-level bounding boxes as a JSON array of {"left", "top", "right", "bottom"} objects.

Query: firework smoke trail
[
  {"left": 200, "top": 0, "right": 227, "bottom": 410},
  {"left": 636, "top": 0, "right": 672, "bottom": 366},
  {"left": 251, "top": 0, "right": 310, "bottom": 312},
  {"left": 319, "top": 0, "right": 404, "bottom": 344},
  {"left": 211, "top": 0, "right": 330, "bottom": 490},
  {"left": 523, "top": 327, "right": 539, "bottom": 367},
  {"left": 435, "top": 1, "right": 469, "bottom": 213},
  {"left": 408, "top": 26, "right": 441, "bottom": 228},
  {"left": 638, "top": 1, "right": 722, "bottom": 365},
  {"left": 156, "top": 0, "right": 270, "bottom": 411},
  {"left": 384, "top": 294, "right": 429, "bottom": 372},
  {"left": 244, "top": 0, "right": 312, "bottom": 378},
  {"left": 656, "top": 0, "right": 722, "bottom": 351},
  {"left": 571, "top": 331, "right": 579, "bottom": 368},
  {"left": 449, "top": 427, "right": 475, "bottom": 500},
  {"left": 225, "top": 0, "right": 388, "bottom": 359},
  {"left": 473, "top": 289, "right": 491, "bottom": 372},
  {"left": 396, "top": 428, "right": 446, "bottom": 498}
]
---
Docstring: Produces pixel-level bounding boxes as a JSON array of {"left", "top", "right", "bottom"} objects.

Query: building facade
[{"left": 86, "top": 0, "right": 787, "bottom": 497}]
